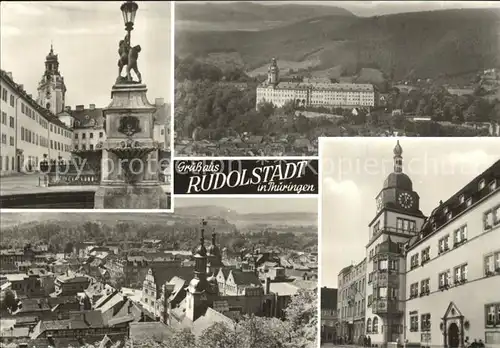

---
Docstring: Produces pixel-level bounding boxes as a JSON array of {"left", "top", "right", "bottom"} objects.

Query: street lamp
[{"left": 120, "top": 1, "right": 138, "bottom": 32}]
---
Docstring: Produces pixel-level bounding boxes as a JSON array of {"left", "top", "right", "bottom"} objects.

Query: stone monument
[{"left": 94, "top": 1, "right": 167, "bottom": 209}]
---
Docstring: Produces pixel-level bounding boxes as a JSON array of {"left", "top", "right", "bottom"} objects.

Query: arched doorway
[{"left": 448, "top": 323, "right": 459, "bottom": 348}]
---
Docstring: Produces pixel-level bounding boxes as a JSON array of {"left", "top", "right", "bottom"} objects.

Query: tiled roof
[
  {"left": 230, "top": 270, "right": 261, "bottom": 287},
  {"left": 150, "top": 266, "right": 193, "bottom": 292},
  {"left": 192, "top": 308, "right": 234, "bottom": 337},
  {"left": 129, "top": 322, "right": 173, "bottom": 341},
  {"left": 0, "top": 69, "right": 71, "bottom": 130},
  {"left": 409, "top": 159, "right": 500, "bottom": 249}
]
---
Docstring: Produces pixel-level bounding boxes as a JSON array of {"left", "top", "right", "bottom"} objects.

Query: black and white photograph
[
  {"left": 174, "top": 1, "right": 499, "bottom": 157},
  {"left": 0, "top": 1, "right": 172, "bottom": 209},
  {"left": 319, "top": 137, "right": 500, "bottom": 347},
  {"left": 0, "top": 196, "right": 318, "bottom": 347}
]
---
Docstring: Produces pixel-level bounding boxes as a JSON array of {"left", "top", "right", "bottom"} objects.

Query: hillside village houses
[
  {"left": 334, "top": 141, "right": 500, "bottom": 348},
  {"left": 0, "top": 45, "right": 170, "bottom": 176},
  {"left": 0, "top": 221, "right": 317, "bottom": 346}
]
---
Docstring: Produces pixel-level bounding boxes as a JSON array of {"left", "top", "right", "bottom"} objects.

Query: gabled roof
[
  {"left": 191, "top": 307, "right": 234, "bottom": 337},
  {"left": 230, "top": 270, "right": 261, "bottom": 287}
]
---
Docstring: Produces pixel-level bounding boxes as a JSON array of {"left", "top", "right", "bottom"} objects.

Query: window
[
  {"left": 466, "top": 198, "right": 472, "bottom": 207},
  {"left": 1, "top": 112, "right": 6, "bottom": 125},
  {"left": 485, "top": 303, "right": 500, "bottom": 327},
  {"left": 490, "top": 180, "right": 497, "bottom": 192},
  {"left": 421, "top": 247, "right": 430, "bottom": 264},
  {"left": 368, "top": 272, "right": 373, "bottom": 284},
  {"left": 397, "top": 218, "right": 416, "bottom": 232},
  {"left": 372, "top": 317, "right": 379, "bottom": 333},
  {"left": 484, "top": 209, "right": 496, "bottom": 230},
  {"left": 1, "top": 134, "right": 6, "bottom": 144},
  {"left": 420, "top": 278, "right": 430, "bottom": 296},
  {"left": 10, "top": 94, "right": 14, "bottom": 106},
  {"left": 410, "top": 313, "right": 419, "bottom": 332},
  {"left": 453, "top": 225, "right": 468, "bottom": 246},
  {"left": 410, "top": 254, "right": 419, "bottom": 269},
  {"left": 90, "top": 132, "right": 94, "bottom": 139},
  {"left": 484, "top": 251, "right": 500, "bottom": 276},
  {"left": 75, "top": 133, "right": 78, "bottom": 139},
  {"left": 421, "top": 314, "right": 431, "bottom": 331},
  {"left": 367, "top": 318, "right": 372, "bottom": 333},
  {"left": 99, "top": 132, "right": 103, "bottom": 138},
  {"left": 9, "top": 136, "right": 14, "bottom": 146},
  {"left": 459, "top": 194, "right": 465, "bottom": 204},
  {"left": 438, "top": 235, "right": 449, "bottom": 254},
  {"left": 367, "top": 294, "right": 373, "bottom": 307},
  {"left": 446, "top": 212, "right": 452, "bottom": 221},
  {"left": 438, "top": 270, "right": 450, "bottom": 289},
  {"left": 479, "top": 179, "right": 486, "bottom": 190},
  {"left": 374, "top": 221, "right": 380, "bottom": 234},
  {"left": 454, "top": 264, "right": 467, "bottom": 284},
  {"left": 82, "top": 144, "right": 86, "bottom": 150},
  {"left": 379, "top": 259, "right": 388, "bottom": 271},
  {"left": 410, "top": 282, "right": 419, "bottom": 298}
]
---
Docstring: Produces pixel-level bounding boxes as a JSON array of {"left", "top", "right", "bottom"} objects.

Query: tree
[
  {"left": 284, "top": 289, "right": 318, "bottom": 347},
  {"left": 2, "top": 290, "right": 18, "bottom": 312},
  {"left": 198, "top": 322, "right": 242, "bottom": 348},
  {"left": 64, "top": 242, "right": 74, "bottom": 255}
]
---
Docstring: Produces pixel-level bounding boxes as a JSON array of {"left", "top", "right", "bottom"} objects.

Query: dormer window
[
  {"left": 459, "top": 194, "right": 465, "bottom": 204},
  {"left": 466, "top": 198, "right": 472, "bottom": 207},
  {"left": 444, "top": 207, "right": 449, "bottom": 214},
  {"left": 490, "top": 180, "right": 497, "bottom": 192},
  {"left": 447, "top": 212, "right": 452, "bottom": 221},
  {"left": 432, "top": 223, "right": 437, "bottom": 231},
  {"left": 479, "top": 179, "right": 486, "bottom": 190}
]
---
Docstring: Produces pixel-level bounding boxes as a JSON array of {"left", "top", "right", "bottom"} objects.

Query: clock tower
[
  {"left": 375, "top": 141, "right": 422, "bottom": 216},
  {"left": 37, "top": 44, "right": 67, "bottom": 116}
]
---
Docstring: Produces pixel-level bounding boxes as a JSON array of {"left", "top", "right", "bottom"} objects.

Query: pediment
[{"left": 443, "top": 301, "right": 463, "bottom": 319}]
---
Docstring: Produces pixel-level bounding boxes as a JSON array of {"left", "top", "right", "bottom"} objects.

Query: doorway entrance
[{"left": 448, "top": 323, "right": 460, "bottom": 348}]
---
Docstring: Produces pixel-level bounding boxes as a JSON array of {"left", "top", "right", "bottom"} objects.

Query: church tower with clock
[
  {"left": 364, "top": 141, "right": 426, "bottom": 347},
  {"left": 37, "top": 44, "right": 67, "bottom": 117}
]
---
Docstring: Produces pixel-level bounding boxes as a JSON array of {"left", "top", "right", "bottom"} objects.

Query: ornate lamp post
[{"left": 120, "top": 1, "right": 138, "bottom": 34}]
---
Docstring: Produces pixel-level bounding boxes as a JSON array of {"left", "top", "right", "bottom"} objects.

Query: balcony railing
[{"left": 372, "top": 298, "right": 402, "bottom": 315}]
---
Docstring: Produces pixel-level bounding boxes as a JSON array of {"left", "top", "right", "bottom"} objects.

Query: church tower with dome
[
  {"left": 185, "top": 220, "right": 219, "bottom": 322},
  {"left": 37, "top": 44, "right": 67, "bottom": 117},
  {"left": 363, "top": 141, "right": 427, "bottom": 347}
]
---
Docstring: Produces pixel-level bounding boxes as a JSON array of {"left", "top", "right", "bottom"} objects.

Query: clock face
[
  {"left": 376, "top": 196, "right": 383, "bottom": 211},
  {"left": 398, "top": 192, "right": 414, "bottom": 209}
]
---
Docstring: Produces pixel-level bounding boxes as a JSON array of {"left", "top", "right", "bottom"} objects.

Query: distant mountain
[
  {"left": 175, "top": 2, "right": 353, "bottom": 31},
  {"left": 174, "top": 205, "right": 317, "bottom": 226},
  {"left": 176, "top": 8, "right": 500, "bottom": 80}
]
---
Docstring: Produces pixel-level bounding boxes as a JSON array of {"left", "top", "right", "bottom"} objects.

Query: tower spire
[
  {"left": 393, "top": 140, "right": 403, "bottom": 173},
  {"left": 50, "top": 41, "right": 54, "bottom": 54}
]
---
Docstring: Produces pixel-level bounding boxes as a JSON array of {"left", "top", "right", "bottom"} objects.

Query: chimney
[
  {"left": 264, "top": 277, "right": 271, "bottom": 295},
  {"left": 19, "top": 84, "right": 24, "bottom": 90},
  {"left": 28, "top": 94, "right": 32, "bottom": 99},
  {"left": 76, "top": 105, "right": 84, "bottom": 111},
  {"left": 89, "top": 104, "right": 95, "bottom": 110},
  {"left": 65, "top": 106, "right": 71, "bottom": 112},
  {"left": 6, "top": 71, "right": 13, "bottom": 79},
  {"left": 155, "top": 98, "right": 164, "bottom": 106}
]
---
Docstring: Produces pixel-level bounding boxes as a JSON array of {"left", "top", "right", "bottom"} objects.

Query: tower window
[{"left": 46, "top": 103, "right": 51, "bottom": 110}]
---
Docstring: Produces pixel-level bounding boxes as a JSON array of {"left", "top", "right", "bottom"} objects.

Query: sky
[
  {"left": 321, "top": 137, "right": 500, "bottom": 288},
  {"left": 174, "top": 196, "right": 318, "bottom": 214},
  {"left": 0, "top": 1, "right": 171, "bottom": 109}
]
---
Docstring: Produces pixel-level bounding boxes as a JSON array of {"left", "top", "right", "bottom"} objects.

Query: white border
[
  {"left": 317, "top": 138, "right": 323, "bottom": 348},
  {"left": 170, "top": 0, "right": 176, "bottom": 212}
]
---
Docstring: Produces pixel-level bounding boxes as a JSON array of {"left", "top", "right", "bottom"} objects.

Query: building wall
[
  {"left": 1, "top": 74, "right": 72, "bottom": 176},
  {"left": 256, "top": 85, "right": 375, "bottom": 109},
  {"left": 405, "top": 191, "right": 500, "bottom": 348},
  {"left": 338, "top": 260, "right": 367, "bottom": 342}
]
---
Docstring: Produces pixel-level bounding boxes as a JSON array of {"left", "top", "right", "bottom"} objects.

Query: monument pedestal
[
  {"left": 94, "top": 184, "right": 167, "bottom": 209},
  {"left": 95, "top": 82, "right": 167, "bottom": 209}
]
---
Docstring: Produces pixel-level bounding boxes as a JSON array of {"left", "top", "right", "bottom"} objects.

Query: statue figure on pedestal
[{"left": 117, "top": 31, "right": 142, "bottom": 83}]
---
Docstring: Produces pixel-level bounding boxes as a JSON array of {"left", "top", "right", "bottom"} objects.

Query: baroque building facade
[
  {"left": 334, "top": 141, "right": 500, "bottom": 348},
  {"left": 256, "top": 58, "right": 377, "bottom": 109},
  {"left": 1, "top": 45, "right": 171, "bottom": 177}
]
